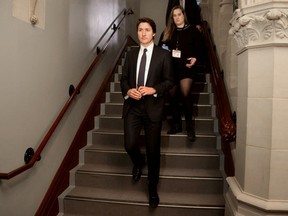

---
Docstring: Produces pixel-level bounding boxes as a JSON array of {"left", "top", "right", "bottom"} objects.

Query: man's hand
[
  {"left": 127, "top": 88, "right": 142, "bottom": 100},
  {"left": 138, "top": 86, "right": 156, "bottom": 96}
]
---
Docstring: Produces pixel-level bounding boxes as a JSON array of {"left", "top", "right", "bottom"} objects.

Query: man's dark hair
[{"left": 137, "top": 17, "right": 157, "bottom": 33}]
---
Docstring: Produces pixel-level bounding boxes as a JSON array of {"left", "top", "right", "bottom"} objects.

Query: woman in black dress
[{"left": 160, "top": 5, "right": 203, "bottom": 141}]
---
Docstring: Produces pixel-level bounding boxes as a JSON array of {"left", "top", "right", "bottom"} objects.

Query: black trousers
[{"left": 123, "top": 100, "right": 162, "bottom": 187}]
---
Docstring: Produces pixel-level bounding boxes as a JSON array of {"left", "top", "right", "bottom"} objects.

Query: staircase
[{"left": 58, "top": 47, "right": 226, "bottom": 216}]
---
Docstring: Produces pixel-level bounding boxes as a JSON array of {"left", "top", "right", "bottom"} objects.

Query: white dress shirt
[{"left": 136, "top": 43, "right": 154, "bottom": 87}]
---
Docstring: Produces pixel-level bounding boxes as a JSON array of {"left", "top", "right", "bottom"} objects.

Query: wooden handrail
[
  {"left": 0, "top": 8, "right": 133, "bottom": 180},
  {"left": 202, "top": 21, "right": 236, "bottom": 176}
]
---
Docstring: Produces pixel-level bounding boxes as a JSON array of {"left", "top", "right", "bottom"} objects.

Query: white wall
[
  {"left": 140, "top": 0, "right": 169, "bottom": 44},
  {"left": 0, "top": 0, "right": 139, "bottom": 215}
]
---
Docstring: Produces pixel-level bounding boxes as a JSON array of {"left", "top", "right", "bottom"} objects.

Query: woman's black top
[{"left": 159, "top": 24, "right": 203, "bottom": 80}]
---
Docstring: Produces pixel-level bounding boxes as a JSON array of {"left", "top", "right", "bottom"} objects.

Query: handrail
[
  {"left": 0, "top": 8, "right": 133, "bottom": 180},
  {"left": 93, "top": 8, "right": 133, "bottom": 53},
  {"left": 202, "top": 21, "right": 236, "bottom": 176}
]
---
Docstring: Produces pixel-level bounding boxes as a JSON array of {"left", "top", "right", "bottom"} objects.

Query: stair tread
[
  {"left": 112, "top": 80, "right": 208, "bottom": 84},
  {"left": 85, "top": 144, "right": 220, "bottom": 155},
  {"left": 77, "top": 163, "right": 223, "bottom": 179},
  {"left": 66, "top": 186, "right": 225, "bottom": 207},
  {"left": 98, "top": 114, "right": 215, "bottom": 120},
  {"left": 110, "top": 91, "right": 210, "bottom": 94},
  {"left": 103, "top": 102, "right": 212, "bottom": 107},
  {"left": 91, "top": 128, "right": 218, "bottom": 136}
]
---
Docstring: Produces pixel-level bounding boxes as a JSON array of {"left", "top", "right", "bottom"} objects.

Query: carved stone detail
[
  {"left": 271, "top": 9, "right": 288, "bottom": 39},
  {"left": 230, "top": 9, "right": 288, "bottom": 48},
  {"left": 239, "top": 0, "right": 270, "bottom": 8}
]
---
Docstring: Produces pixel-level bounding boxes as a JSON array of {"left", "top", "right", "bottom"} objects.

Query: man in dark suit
[
  {"left": 120, "top": 17, "right": 174, "bottom": 208},
  {"left": 166, "top": 0, "right": 202, "bottom": 30}
]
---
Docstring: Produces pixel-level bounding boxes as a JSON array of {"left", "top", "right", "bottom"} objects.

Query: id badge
[{"left": 172, "top": 49, "right": 181, "bottom": 58}]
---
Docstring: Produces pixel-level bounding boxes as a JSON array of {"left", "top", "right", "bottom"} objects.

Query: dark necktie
[{"left": 137, "top": 48, "right": 147, "bottom": 87}]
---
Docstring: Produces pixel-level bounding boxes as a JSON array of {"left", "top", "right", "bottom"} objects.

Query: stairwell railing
[
  {"left": 201, "top": 21, "right": 236, "bottom": 177},
  {"left": 0, "top": 8, "right": 134, "bottom": 180}
]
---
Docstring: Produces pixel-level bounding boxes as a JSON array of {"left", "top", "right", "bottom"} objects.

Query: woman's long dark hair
[{"left": 162, "top": 5, "right": 188, "bottom": 42}]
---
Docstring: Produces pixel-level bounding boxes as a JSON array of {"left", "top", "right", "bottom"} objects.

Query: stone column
[
  {"left": 226, "top": 1, "right": 288, "bottom": 215},
  {"left": 212, "top": 0, "right": 221, "bottom": 43},
  {"left": 199, "top": 0, "right": 210, "bottom": 23},
  {"left": 217, "top": 0, "right": 234, "bottom": 84},
  {"left": 218, "top": 0, "right": 234, "bottom": 58}
]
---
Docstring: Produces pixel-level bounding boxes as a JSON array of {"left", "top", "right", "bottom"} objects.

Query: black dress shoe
[
  {"left": 132, "top": 165, "right": 142, "bottom": 182},
  {"left": 149, "top": 190, "right": 159, "bottom": 208},
  {"left": 187, "top": 130, "right": 196, "bottom": 142},
  {"left": 167, "top": 124, "right": 182, "bottom": 134}
]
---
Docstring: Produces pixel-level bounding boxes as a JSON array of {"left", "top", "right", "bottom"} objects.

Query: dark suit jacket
[
  {"left": 166, "top": 0, "right": 201, "bottom": 26},
  {"left": 120, "top": 45, "right": 174, "bottom": 122}
]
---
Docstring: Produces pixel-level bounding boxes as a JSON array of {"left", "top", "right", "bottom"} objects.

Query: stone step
[
  {"left": 110, "top": 81, "right": 211, "bottom": 93},
  {"left": 74, "top": 171, "right": 223, "bottom": 194},
  {"left": 63, "top": 186, "right": 224, "bottom": 216},
  {"left": 95, "top": 115, "right": 218, "bottom": 133},
  {"left": 101, "top": 102, "right": 215, "bottom": 117},
  {"left": 113, "top": 69, "right": 209, "bottom": 83},
  {"left": 77, "top": 163, "right": 223, "bottom": 179},
  {"left": 83, "top": 149, "right": 220, "bottom": 170},
  {"left": 91, "top": 130, "right": 219, "bottom": 149},
  {"left": 106, "top": 91, "right": 213, "bottom": 104}
]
